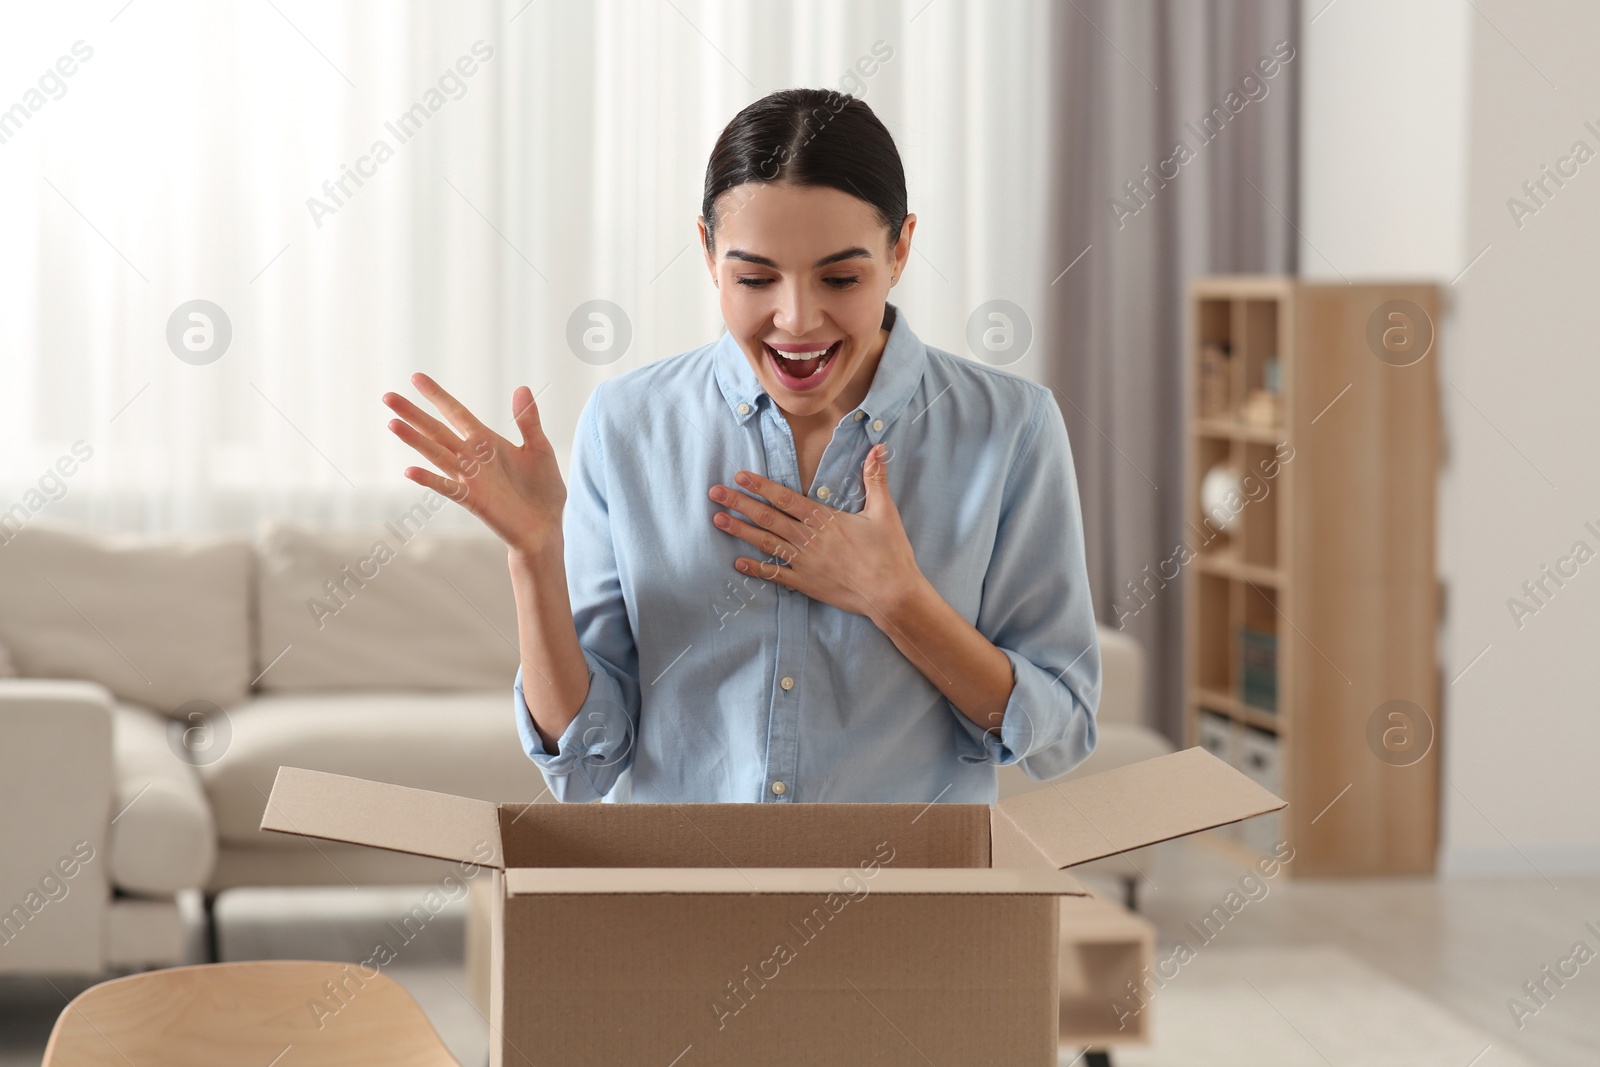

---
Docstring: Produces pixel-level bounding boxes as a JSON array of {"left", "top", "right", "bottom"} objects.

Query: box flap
[
  {"left": 502, "top": 867, "right": 1087, "bottom": 896},
  {"left": 258, "top": 766, "right": 503, "bottom": 868},
  {"left": 992, "top": 747, "right": 1286, "bottom": 869}
]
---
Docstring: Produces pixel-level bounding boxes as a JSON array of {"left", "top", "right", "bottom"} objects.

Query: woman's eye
[{"left": 732, "top": 276, "right": 861, "bottom": 289}]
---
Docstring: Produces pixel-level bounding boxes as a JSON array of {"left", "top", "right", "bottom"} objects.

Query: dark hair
[{"left": 701, "top": 88, "right": 907, "bottom": 255}]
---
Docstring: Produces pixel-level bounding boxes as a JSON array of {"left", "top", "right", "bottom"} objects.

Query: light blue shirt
[{"left": 514, "top": 301, "right": 1100, "bottom": 804}]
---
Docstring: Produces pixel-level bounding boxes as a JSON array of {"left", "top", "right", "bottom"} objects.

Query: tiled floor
[
  {"left": 4, "top": 840, "right": 1595, "bottom": 1066},
  {"left": 1089, "top": 946, "right": 1540, "bottom": 1067},
  {"left": 1087, "top": 837, "right": 1596, "bottom": 1067}
]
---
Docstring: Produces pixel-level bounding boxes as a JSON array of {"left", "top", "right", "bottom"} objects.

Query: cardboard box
[
  {"left": 1057, "top": 895, "right": 1156, "bottom": 1045},
  {"left": 261, "top": 746, "right": 1283, "bottom": 1066}
]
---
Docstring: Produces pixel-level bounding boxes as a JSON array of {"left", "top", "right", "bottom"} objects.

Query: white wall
[
  {"left": 1299, "top": 0, "right": 1471, "bottom": 279},
  {"left": 1302, "top": 0, "right": 1600, "bottom": 875}
]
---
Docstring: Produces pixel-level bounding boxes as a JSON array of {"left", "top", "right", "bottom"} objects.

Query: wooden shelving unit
[{"left": 1183, "top": 276, "right": 1442, "bottom": 877}]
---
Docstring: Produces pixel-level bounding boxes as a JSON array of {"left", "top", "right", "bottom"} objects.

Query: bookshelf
[{"left": 1183, "top": 276, "right": 1442, "bottom": 876}]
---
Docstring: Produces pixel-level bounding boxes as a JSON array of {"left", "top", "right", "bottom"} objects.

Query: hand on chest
[{"left": 615, "top": 406, "right": 996, "bottom": 633}]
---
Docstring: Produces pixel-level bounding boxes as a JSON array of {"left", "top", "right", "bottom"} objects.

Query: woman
[{"left": 382, "top": 88, "right": 1100, "bottom": 804}]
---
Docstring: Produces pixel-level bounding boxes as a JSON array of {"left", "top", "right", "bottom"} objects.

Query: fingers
[
  {"left": 712, "top": 511, "right": 799, "bottom": 565},
  {"left": 725, "top": 471, "right": 831, "bottom": 526},
  {"left": 862, "top": 443, "right": 896, "bottom": 516},
  {"left": 730, "top": 470, "right": 808, "bottom": 517},
  {"left": 735, "top": 556, "right": 797, "bottom": 586},
  {"left": 707, "top": 485, "right": 814, "bottom": 542},
  {"left": 383, "top": 389, "right": 463, "bottom": 449},
  {"left": 386, "top": 411, "right": 471, "bottom": 477},
  {"left": 512, "top": 385, "right": 545, "bottom": 448},
  {"left": 400, "top": 465, "right": 469, "bottom": 505},
  {"left": 411, "top": 372, "right": 489, "bottom": 438},
  {"left": 863, "top": 442, "right": 893, "bottom": 486}
]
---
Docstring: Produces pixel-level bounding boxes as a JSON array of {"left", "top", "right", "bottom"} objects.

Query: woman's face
[{"left": 700, "top": 182, "right": 914, "bottom": 422}]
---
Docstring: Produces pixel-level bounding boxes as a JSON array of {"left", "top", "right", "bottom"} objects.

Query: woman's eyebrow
[{"left": 723, "top": 247, "right": 873, "bottom": 268}]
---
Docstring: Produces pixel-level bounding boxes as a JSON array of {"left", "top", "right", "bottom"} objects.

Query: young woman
[{"left": 382, "top": 88, "right": 1100, "bottom": 804}]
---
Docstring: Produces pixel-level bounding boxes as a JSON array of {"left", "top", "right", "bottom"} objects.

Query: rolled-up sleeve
[
  {"left": 956, "top": 386, "right": 1101, "bottom": 779},
  {"left": 513, "top": 383, "right": 641, "bottom": 802}
]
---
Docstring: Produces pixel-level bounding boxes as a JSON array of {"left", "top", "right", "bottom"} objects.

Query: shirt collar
[{"left": 712, "top": 301, "right": 928, "bottom": 436}]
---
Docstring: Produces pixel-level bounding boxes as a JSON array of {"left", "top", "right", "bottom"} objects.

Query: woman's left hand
[{"left": 708, "top": 444, "right": 927, "bottom": 627}]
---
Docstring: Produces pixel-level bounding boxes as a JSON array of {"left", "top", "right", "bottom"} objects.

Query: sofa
[
  {"left": 0, "top": 516, "right": 1166, "bottom": 978},
  {"left": 0, "top": 515, "right": 548, "bottom": 975}
]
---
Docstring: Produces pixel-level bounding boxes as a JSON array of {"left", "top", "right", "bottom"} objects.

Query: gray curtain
[{"left": 1042, "top": 0, "right": 1300, "bottom": 742}]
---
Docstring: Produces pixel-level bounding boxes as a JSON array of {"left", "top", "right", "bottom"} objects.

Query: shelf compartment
[
  {"left": 1193, "top": 418, "right": 1287, "bottom": 444},
  {"left": 1239, "top": 300, "right": 1282, "bottom": 397},
  {"left": 1191, "top": 688, "right": 1280, "bottom": 734},
  {"left": 1192, "top": 548, "right": 1281, "bottom": 587},
  {"left": 1237, "top": 441, "right": 1284, "bottom": 569},
  {"left": 1227, "top": 298, "right": 1285, "bottom": 433},
  {"left": 1237, "top": 583, "right": 1280, "bottom": 715},
  {"left": 1193, "top": 574, "right": 1234, "bottom": 694},
  {"left": 1191, "top": 435, "right": 1237, "bottom": 556},
  {"left": 1196, "top": 299, "right": 1234, "bottom": 419}
]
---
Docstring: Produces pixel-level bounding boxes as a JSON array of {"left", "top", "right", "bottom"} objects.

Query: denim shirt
[{"left": 514, "top": 301, "right": 1100, "bottom": 803}]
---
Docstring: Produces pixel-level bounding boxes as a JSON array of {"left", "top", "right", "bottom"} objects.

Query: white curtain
[
  {"left": 0, "top": 0, "right": 1054, "bottom": 539},
  {"left": 1039, "top": 0, "right": 1300, "bottom": 740}
]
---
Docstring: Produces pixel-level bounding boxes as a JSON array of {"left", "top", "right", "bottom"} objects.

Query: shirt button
[
  {"left": 737, "top": 403, "right": 751, "bottom": 415},
  {"left": 780, "top": 676, "right": 795, "bottom": 691},
  {"left": 854, "top": 411, "right": 866, "bottom": 421},
  {"left": 816, "top": 486, "right": 831, "bottom": 500},
  {"left": 873, "top": 419, "right": 884, "bottom": 432},
  {"left": 771, "top": 781, "right": 787, "bottom": 795}
]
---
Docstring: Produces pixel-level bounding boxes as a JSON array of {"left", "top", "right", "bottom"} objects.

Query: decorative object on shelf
[
  {"left": 1200, "top": 462, "right": 1244, "bottom": 533},
  {"left": 1238, "top": 625, "right": 1278, "bottom": 712},
  {"left": 1198, "top": 341, "right": 1233, "bottom": 418},
  {"left": 1240, "top": 387, "right": 1281, "bottom": 429},
  {"left": 1237, "top": 354, "right": 1283, "bottom": 429}
]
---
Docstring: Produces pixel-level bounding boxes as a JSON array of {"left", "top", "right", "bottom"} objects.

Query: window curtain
[
  {"left": 0, "top": 0, "right": 1300, "bottom": 742},
  {"left": 1040, "top": 0, "right": 1300, "bottom": 741},
  {"left": 0, "top": 0, "right": 1056, "bottom": 538}
]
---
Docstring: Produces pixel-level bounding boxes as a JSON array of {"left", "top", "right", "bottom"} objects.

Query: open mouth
[{"left": 764, "top": 339, "right": 843, "bottom": 391}]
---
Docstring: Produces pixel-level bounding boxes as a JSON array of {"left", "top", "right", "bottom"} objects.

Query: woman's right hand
[{"left": 382, "top": 373, "right": 567, "bottom": 557}]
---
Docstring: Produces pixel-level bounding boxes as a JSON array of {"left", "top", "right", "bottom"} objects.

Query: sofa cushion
[
  {"left": 0, "top": 520, "right": 252, "bottom": 716},
  {"left": 1094, "top": 628, "right": 1146, "bottom": 729},
  {"left": 253, "top": 520, "right": 518, "bottom": 692},
  {"left": 1064, "top": 722, "right": 1175, "bottom": 779},
  {"left": 198, "top": 689, "right": 550, "bottom": 847},
  {"left": 109, "top": 701, "right": 218, "bottom": 895}
]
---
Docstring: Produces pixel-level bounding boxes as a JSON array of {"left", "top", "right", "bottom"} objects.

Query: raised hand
[{"left": 382, "top": 374, "right": 566, "bottom": 557}]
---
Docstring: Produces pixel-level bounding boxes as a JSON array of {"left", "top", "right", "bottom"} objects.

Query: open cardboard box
[{"left": 261, "top": 746, "right": 1284, "bottom": 1066}]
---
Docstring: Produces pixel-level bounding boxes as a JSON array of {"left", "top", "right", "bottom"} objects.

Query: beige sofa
[
  {"left": 0, "top": 517, "right": 1164, "bottom": 977},
  {"left": 0, "top": 517, "right": 547, "bottom": 975}
]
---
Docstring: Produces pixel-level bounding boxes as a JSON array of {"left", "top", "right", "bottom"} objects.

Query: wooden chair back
[{"left": 42, "top": 959, "right": 462, "bottom": 1066}]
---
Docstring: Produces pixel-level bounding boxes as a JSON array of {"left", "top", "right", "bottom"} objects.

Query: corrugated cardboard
[{"left": 261, "top": 746, "right": 1283, "bottom": 1066}]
